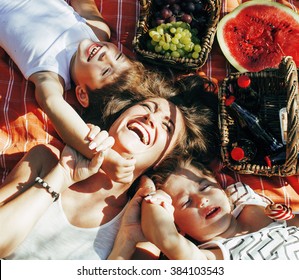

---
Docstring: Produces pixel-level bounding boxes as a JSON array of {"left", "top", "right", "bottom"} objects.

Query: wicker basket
[
  {"left": 219, "top": 56, "right": 299, "bottom": 177},
  {"left": 133, "top": 0, "right": 221, "bottom": 70}
]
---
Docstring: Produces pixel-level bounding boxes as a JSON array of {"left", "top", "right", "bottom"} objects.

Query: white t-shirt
[
  {"left": 0, "top": 0, "right": 98, "bottom": 90},
  {"left": 5, "top": 198, "right": 127, "bottom": 260}
]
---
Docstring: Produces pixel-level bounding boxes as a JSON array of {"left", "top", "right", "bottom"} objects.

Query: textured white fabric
[
  {"left": 0, "top": 0, "right": 98, "bottom": 90},
  {"left": 198, "top": 183, "right": 299, "bottom": 260},
  {"left": 5, "top": 197, "right": 126, "bottom": 260}
]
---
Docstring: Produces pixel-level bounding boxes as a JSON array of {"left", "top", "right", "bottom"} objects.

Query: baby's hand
[{"left": 144, "top": 190, "right": 174, "bottom": 217}]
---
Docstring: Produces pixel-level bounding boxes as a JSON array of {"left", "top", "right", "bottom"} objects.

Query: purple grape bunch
[{"left": 151, "top": 0, "right": 208, "bottom": 32}]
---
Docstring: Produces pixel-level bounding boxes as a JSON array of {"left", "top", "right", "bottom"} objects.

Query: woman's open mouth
[
  {"left": 87, "top": 44, "right": 102, "bottom": 62},
  {"left": 127, "top": 122, "right": 150, "bottom": 145}
]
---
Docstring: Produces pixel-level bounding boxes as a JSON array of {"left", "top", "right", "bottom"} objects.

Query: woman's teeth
[{"left": 128, "top": 122, "right": 149, "bottom": 145}]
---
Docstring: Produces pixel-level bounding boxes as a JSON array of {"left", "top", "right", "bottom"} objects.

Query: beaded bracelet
[{"left": 35, "top": 177, "right": 60, "bottom": 202}]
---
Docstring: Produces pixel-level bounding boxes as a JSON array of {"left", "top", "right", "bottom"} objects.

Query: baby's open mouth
[
  {"left": 128, "top": 122, "right": 149, "bottom": 145},
  {"left": 87, "top": 44, "right": 102, "bottom": 62},
  {"left": 205, "top": 207, "right": 220, "bottom": 219}
]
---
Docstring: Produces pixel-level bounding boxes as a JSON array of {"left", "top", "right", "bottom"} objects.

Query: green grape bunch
[{"left": 147, "top": 21, "right": 202, "bottom": 59}]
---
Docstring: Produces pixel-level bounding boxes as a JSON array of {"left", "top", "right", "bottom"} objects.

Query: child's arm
[
  {"left": 70, "top": 0, "right": 111, "bottom": 41},
  {"left": 33, "top": 73, "right": 95, "bottom": 159},
  {"left": 33, "top": 73, "right": 135, "bottom": 183},
  {"left": 142, "top": 190, "right": 209, "bottom": 260}
]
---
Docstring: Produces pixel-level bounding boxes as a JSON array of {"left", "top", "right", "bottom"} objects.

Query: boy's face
[
  {"left": 71, "top": 39, "right": 131, "bottom": 90},
  {"left": 163, "top": 164, "right": 232, "bottom": 243}
]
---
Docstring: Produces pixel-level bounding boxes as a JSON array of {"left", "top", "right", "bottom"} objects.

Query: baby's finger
[{"left": 161, "top": 200, "right": 175, "bottom": 214}]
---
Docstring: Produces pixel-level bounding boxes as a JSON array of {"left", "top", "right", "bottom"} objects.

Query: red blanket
[{"left": 1, "top": 0, "right": 299, "bottom": 210}]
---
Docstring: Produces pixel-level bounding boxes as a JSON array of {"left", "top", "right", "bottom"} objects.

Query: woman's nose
[{"left": 144, "top": 113, "right": 156, "bottom": 128}]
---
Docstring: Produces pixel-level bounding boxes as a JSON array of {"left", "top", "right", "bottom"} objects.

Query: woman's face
[
  {"left": 71, "top": 39, "right": 131, "bottom": 90},
  {"left": 163, "top": 164, "right": 232, "bottom": 243},
  {"left": 109, "top": 97, "right": 185, "bottom": 174}
]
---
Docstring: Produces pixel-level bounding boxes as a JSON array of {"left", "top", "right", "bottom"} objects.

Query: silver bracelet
[{"left": 35, "top": 177, "right": 60, "bottom": 202}]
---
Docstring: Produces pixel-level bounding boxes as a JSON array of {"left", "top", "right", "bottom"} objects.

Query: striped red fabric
[{"left": 1, "top": 0, "right": 299, "bottom": 210}]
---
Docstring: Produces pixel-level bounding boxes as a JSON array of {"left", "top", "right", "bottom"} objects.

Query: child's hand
[
  {"left": 144, "top": 190, "right": 175, "bottom": 217},
  {"left": 87, "top": 124, "right": 136, "bottom": 183},
  {"left": 101, "top": 149, "right": 136, "bottom": 183},
  {"left": 86, "top": 124, "right": 115, "bottom": 153},
  {"left": 141, "top": 176, "right": 174, "bottom": 216}
]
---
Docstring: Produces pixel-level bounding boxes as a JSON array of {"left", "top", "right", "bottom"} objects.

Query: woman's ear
[{"left": 75, "top": 85, "right": 89, "bottom": 108}]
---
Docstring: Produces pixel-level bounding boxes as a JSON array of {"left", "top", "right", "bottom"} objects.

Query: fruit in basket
[
  {"left": 216, "top": 0, "right": 299, "bottom": 72},
  {"left": 151, "top": 0, "right": 209, "bottom": 37},
  {"left": 147, "top": 21, "right": 202, "bottom": 59}
]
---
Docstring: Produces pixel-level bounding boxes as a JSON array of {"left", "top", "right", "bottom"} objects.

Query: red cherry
[{"left": 237, "top": 75, "right": 251, "bottom": 88}]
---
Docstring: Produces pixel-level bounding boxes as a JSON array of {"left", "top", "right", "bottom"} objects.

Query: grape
[
  {"left": 171, "top": 37, "right": 179, "bottom": 44},
  {"left": 194, "top": 2, "right": 204, "bottom": 13},
  {"left": 181, "top": 13, "right": 192, "bottom": 24},
  {"left": 192, "top": 51, "right": 199, "bottom": 59},
  {"left": 166, "top": 15, "right": 176, "bottom": 23},
  {"left": 169, "top": 4, "right": 181, "bottom": 15},
  {"left": 171, "top": 51, "right": 180, "bottom": 58},
  {"left": 184, "top": 2, "right": 195, "bottom": 13},
  {"left": 161, "top": 7, "right": 172, "bottom": 19},
  {"left": 194, "top": 44, "right": 201, "bottom": 52},
  {"left": 147, "top": 20, "right": 202, "bottom": 60},
  {"left": 155, "top": 45, "right": 163, "bottom": 52}
]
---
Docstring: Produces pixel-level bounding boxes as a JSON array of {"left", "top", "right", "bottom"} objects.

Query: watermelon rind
[{"left": 217, "top": 0, "right": 299, "bottom": 72}]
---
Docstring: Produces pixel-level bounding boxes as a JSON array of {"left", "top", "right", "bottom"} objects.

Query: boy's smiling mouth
[{"left": 87, "top": 44, "right": 102, "bottom": 62}]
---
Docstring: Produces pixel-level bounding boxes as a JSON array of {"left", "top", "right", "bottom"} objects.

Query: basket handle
[{"left": 279, "top": 56, "right": 299, "bottom": 176}]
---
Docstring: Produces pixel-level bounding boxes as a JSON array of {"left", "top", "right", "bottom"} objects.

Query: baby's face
[{"left": 162, "top": 164, "right": 232, "bottom": 242}]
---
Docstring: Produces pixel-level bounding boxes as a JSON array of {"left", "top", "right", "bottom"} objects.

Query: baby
[{"left": 141, "top": 157, "right": 299, "bottom": 260}]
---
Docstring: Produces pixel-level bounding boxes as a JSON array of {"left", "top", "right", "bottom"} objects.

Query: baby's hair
[{"left": 149, "top": 154, "right": 214, "bottom": 190}]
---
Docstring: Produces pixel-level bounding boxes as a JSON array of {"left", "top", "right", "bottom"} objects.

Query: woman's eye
[
  {"left": 163, "top": 122, "right": 172, "bottom": 132},
  {"left": 142, "top": 103, "right": 153, "bottom": 112}
]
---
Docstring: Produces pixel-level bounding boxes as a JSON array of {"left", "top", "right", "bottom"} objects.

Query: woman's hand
[
  {"left": 108, "top": 176, "right": 156, "bottom": 259},
  {"left": 58, "top": 145, "right": 104, "bottom": 187},
  {"left": 87, "top": 124, "right": 136, "bottom": 183},
  {"left": 58, "top": 125, "right": 114, "bottom": 187}
]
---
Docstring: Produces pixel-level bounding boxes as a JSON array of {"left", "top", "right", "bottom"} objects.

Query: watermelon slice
[{"left": 217, "top": 0, "right": 299, "bottom": 72}]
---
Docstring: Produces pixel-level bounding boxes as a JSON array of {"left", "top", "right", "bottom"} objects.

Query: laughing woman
[{"left": 0, "top": 84, "right": 213, "bottom": 259}]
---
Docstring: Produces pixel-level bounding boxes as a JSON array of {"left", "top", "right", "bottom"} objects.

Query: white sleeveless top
[
  {"left": 5, "top": 198, "right": 127, "bottom": 260},
  {"left": 198, "top": 183, "right": 299, "bottom": 260},
  {"left": 0, "top": 0, "right": 98, "bottom": 90}
]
